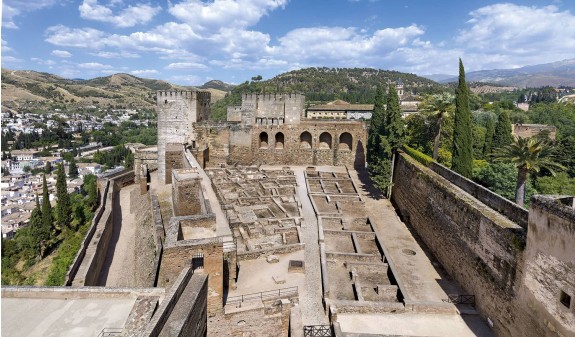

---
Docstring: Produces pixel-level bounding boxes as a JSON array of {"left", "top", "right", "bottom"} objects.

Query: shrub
[{"left": 403, "top": 145, "right": 434, "bottom": 166}]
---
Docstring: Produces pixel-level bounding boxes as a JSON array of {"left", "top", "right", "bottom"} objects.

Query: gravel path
[
  {"left": 293, "top": 167, "right": 329, "bottom": 325},
  {"left": 98, "top": 184, "right": 137, "bottom": 287}
]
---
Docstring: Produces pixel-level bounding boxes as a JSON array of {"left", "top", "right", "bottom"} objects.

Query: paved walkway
[
  {"left": 292, "top": 166, "right": 329, "bottom": 325},
  {"left": 98, "top": 184, "right": 137, "bottom": 287}
]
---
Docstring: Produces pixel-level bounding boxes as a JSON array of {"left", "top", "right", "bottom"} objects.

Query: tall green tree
[
  {"left": 56, "top": 163, "right": 72, "bottom": 231},
  {"left": 419, "top": 93, "right": 454, "bottom": 160},
  {"left": 367, "top": 85, "right": 385, "bottom": 163},
  {"left": 451, "top": 59, "right": 473, "bottom": 178},
  {"left": 483, "top": 116, "right": 495, "bottom": 156},
  {"left": 44, "top": 161, "right": 52, "bottom": 174},
  {"left": 41, "top": 174, "right": 54, "bottom": 243},
  {"left": 68, "top": 158, "right": 79, "bottom": 179},
  {"left": 384, "top": 83, "right": 405, "bottom": 151},
  {"left": 492, "top": 137, "right": 564, "bottom": 207},
  {"left": 492, "top": 108, "right": 513, "bottom": 150}
]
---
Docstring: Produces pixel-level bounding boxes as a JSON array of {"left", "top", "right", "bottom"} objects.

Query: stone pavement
[{"left": 292, "top": 166, "right": 329, "bottom": 325}]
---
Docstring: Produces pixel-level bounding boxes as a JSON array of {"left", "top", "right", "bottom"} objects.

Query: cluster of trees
[
  {"left": 403, "top": 60, "right": 575, "bottom": 207},
  {"left": 1, "top": 167, "right": 98, "bottom": 285},
  {"left": 91, "top": 121, "right": 157, "bottom": 147},
  {"left": 367, "top": 84, "right": 404, "bottom": 195},
  {"left": 92, "top": 144, "right": 134, "bottom": 170}
]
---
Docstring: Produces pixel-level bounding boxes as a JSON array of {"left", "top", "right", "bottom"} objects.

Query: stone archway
[
  {"left": 339, "top": 132, "right": 352, "bottom": 150},
  {"left": 275, "top": 132, "right": 285, "bottom": 149},
  {"left": 259, "top": 132, "right": 268, "bottom": 149},
  {"left": 319, "top": 132, "right": 332, "bottom": 149},
  {"left": 300, "top": 132, "right": 312, "bottom": 149}
]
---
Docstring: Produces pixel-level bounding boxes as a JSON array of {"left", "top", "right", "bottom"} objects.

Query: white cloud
[
  {"left": 166, "top": 62, "right": 208, "bottom": 70},
  {"left": 51, "top": 50, "right": 72, "bottom": 58},
  {"left": 168, "top": 74, "right": 203, "bottom": 85},
  {"left": 2, "top": 39, "right": 13, "bottom": 53},
  {"left": 456, "top": 4, "right": 575, "bottom": 68},
  {"left": 90, "top": 51, "right": 141, "bottom": 58},
  {"left": 78, "top": 62, "right": 112, "bottom": 70},
  {"left": 31, "top": 58, "right": 56, "bottom": 66},
  {"left": 131, "top": 69, "right": 159, "bottom": 75},
  {"left": 168, "top": 0, "right": 288, "bottom": 33},
  {"left": 2, "top": 56, "right": 24, "bottom": 65},
  {"left": 79, "top": 0, "right": 161, "bottom": 28},
  {"left": 45, "top": 26, "right": 108, "bottom": 48},
  {"left": 2, "top": 0, "right": 63, "bottom": 29}
]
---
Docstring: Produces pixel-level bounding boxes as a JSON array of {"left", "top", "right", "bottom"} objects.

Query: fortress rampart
[{"left": 392, "top": 152, "right": 575, "bottom": 337}]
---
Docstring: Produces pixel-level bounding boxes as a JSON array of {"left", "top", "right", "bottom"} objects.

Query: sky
[{"left": 1, "top": 0, "right": 575, "bottom": 85}]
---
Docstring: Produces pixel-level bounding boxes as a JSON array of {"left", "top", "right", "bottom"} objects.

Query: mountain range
[{"left": 425, "top": 58, "right": 575, "bottom": 87}]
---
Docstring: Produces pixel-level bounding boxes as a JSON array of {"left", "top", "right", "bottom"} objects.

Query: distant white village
[{"left": 0, "top": 106, "right": 151, "bottom": 239}]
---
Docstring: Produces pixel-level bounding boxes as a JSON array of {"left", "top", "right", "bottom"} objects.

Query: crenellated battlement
[
  {"left": 157, "top": 90, "right": 211, "bottom": 101},
  {"left": 241, "top": 93, "right": 304, "bottom": 103}
]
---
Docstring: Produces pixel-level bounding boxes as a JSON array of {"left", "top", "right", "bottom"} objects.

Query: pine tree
[
  {"left": 451, "top": 59, "right": 473, "bottom": 178},
  {"left": 56, "top": 163, "right": 71, "bottom": 231},
  {"left": 483, "top": 116, "right": 495, "bottom": 156},
  {"left": 492, "top": 108, "right": 513, "bottom": 151},
  {"left": 68, "top": 158, "right": 79, "bottom": 179},
  {"left": 41, "top": 175, "right": 54, "bottom": 240}
]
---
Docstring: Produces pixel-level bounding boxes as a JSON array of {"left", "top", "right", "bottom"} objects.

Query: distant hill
[
  {"left": 440, "top": 59, "right": 575, "bottom": 87},
  {"left": 200, "top": 80, "right": 235, "bottom": 92},
  {"left": 0, "top": 69, "right": 188, "bottom": 109},
  {"left": 0, "top": 69, "right": 227, "bottom": 110},
  {"left": 209, "top": 67, "right": 444, "bottom": 120}
]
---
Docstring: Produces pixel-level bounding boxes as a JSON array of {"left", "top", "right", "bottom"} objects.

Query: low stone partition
[
  {"left": 2, "top": 286, "right": 164, "bottom": 300},
  {"left": 237, "top": 243, "right": 305, "bottom": 261},
  {"left": 403, "top": 299, "right": 456, "bottom": 314},
  {"left": 429, "top": 161, "right": 528, "bottom": 229},
  {"left": 150, "top": 195, "right": 165, "bottom": 287},
  {"left": 139, "top": 268, "right": 208, "bottom": 337},
  {"left": 327, "top": 299, "right": 405, "bottom": 314}
]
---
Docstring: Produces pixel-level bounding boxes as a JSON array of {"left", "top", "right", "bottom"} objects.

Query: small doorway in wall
[{"left": 275, "top": 132, "right": 285, "bottom": 149}]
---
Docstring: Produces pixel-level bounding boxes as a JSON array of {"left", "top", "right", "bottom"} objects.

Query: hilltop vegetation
[{"left": 210, "top": 67, "right": 444, "bottom": 120}]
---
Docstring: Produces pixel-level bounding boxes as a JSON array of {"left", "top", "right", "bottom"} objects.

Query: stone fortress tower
[
  {"left": 227, "top": 93, "right": 305, "bottom": 126},
  {"left": 157, "top": 90, "right": 211, "bottom": 183}
]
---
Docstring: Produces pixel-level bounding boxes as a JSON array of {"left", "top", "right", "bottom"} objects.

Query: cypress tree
[
  {"left": 44, "top": 161, "right": 52, "bottom": 175},
  {"left": 384, "top": 83, "right": 405, "bottom": 151},
  {"left": 451, "top": 59, "right": 473, "bottom": 177},
  {"left": 368, "top": 85, "right": 385, "bottom": 164},
  {"left": 483, "top": 116, "right": 495, "bottom": 156},
  {"left": 41, "top": 174, "right": 54, "bottom": 238},
  {"left": 492, "top": 108, "right": 514, "bottom": 151},
  {"left": 68, "top": 158, "right": 79, "bottom": 179},
  {"left": 56, "top": 163, "right": 71, "bottom": 230}
]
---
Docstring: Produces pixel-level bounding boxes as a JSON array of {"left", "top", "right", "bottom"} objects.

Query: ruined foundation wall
[
  {"left": 391, "top": 153, "right": 540, "bottom": 337},
  {"left": 194, "top": 123, "right": 230, "bottom": 168}
]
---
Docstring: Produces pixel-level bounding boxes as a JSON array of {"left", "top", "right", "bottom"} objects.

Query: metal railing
[
  {"left": 447, "top": 294, "right": 476, "bottom": 306},
  {"left": 96, "top": 328, "right": 122, "bottom": 337},
  {"left": 226, "top": 286, "right": 298, "bottom": 305},
  {"left": 304, "top": 325, "right": 332, "bottom": 337}
]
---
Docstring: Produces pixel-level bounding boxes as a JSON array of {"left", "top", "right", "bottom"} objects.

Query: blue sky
[{"left": 2, "top": 0, "right": 575, "bottom": 85}]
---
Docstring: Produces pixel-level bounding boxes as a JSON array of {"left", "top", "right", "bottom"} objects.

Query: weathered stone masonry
[{"left": 392, "top": 152, "right": 575, "bottom": 337}]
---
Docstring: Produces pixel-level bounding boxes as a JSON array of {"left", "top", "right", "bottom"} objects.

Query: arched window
[
  {"left": 300, "top": 132, "right": 312, "bottom": 149},
  {"left": 319, "top": 132, "right": 332, "bottom": 149},
  {"left": 339, "top": 132, "right": 352, "bottom": 150},
  {"left": 259, "top": 132, "right": 268, "bottom": 149},
  {"left": 275, "top": 132, "right": 284, "bottom": 149}
]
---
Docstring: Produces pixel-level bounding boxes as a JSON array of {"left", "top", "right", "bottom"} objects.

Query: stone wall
[
  {"left": 227, "top": 121, "right": 367, "bottom": 168},
  {"left": 157, "top": 90, "right": 210, "bottom": 183},
  {"left": 429, "top": 162, "right": 528, "bottom": 229},
  {"left": 165, "top": 144, "right": 184, "bottom": 184},
  {"left": 171, "top": 169, "right": 203, "bottom": 216},
  {"left": 159, "top": 237, "right": 224, "bottom": 316},
  {"left": 391, "top": 153, "right": 529, "bottom": 337},
  {"left": 134, "top": 147, "right": 157, "bottom": 183},
  {"left": 193, "top": 123, "right": 230, "bottom": 168},
  {"left": 519, "top": 196, "right": 575, "bottom": 337}
]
